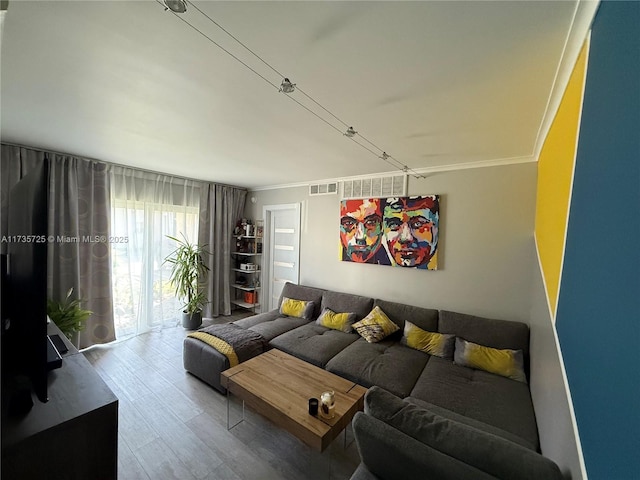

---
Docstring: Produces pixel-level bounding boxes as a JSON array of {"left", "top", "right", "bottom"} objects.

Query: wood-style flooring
[{"left": 83, "top": 313, "right": 361, "bottom": 480}]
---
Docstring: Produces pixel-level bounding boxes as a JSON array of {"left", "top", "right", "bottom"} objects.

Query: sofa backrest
[
  {"left": 373, "top": 298, "right": 439, "bottom": 334},
  {"left": 321, "top": 290, "right": 374, "bottom": 321},
  {"left": 438, "top": 310, "right": 530, "bottom": 374},
  {"left": 278, "top": 282, "right": 325, "bottom": 319}
]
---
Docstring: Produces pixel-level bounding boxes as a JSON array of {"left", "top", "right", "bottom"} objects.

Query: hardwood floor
[{"left": 83, "top": 313, "right": 361, "bottom": 480}]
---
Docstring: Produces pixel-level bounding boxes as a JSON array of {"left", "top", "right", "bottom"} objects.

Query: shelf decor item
[
  {"left": 243, "top": 291, "right": 257, "bottom": 304},
  {"left": 164, "top": 234, "right": 210, "bottom": 329}
]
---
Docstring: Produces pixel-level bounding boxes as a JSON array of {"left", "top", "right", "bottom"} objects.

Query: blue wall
[{"left": 556, "top": 2, "right": 640, "bottom": 479}]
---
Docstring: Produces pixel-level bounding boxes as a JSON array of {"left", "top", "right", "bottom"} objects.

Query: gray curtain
[
  {"left": 199, "top": 183, "right": 247, "bottom": 317},
  {"left": 1, "top": 144, "right": 115, "bottom": 348},
  {"left": 1, "top": 145, "right": 46, "bottom": 253}
]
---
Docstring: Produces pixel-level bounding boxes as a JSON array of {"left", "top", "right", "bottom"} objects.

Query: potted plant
[
  {"left": 164, "top": 234, "right": 210, "bottom": 329},
  {"left": 47, "top": 287, "right": 92, "bottom": 341}
]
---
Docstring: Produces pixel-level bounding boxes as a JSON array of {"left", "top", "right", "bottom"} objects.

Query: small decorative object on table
[
  {"left": 308, "top": 398, "right": 319, "bottom": 415},
  {"left": 320, "top": 390, "right": 335, "bottom": 419}
]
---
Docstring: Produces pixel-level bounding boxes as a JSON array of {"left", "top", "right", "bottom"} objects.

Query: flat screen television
[{"left": 1, "top": 161, "right": 54, "bottom": 413}]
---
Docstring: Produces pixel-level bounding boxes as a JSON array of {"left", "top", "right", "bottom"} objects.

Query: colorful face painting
[
  {"left": 339, "top": 199, "right": 391, "bottom": 265},
  {"left": 382, "top": 195, "right": 439, "bottom": 269}
]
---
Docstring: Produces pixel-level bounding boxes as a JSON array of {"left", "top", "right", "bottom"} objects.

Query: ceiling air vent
[
  {"left": 309, "top": 182, "right": 338, "bottom": 196},
  {"left": 342, "top": 174, "right": 407, "bottom": 199}
]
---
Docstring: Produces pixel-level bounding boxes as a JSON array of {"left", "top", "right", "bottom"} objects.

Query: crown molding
[
  {"left": 249, "top": 155, "right": 536, "bottom": 192},
  {"left": 532, "top": 1, "right": 599, "bottom": 162}
]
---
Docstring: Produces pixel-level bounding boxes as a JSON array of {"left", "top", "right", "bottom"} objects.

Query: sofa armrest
[
  {"left": 349, "top": 463, "right": 380, "bottom": 480},
  {"left": 365, "top": 387, "right": 564, "bottom": 480},
  {"left": 352, "top": 412, "right": 494, "bottom": 480}
]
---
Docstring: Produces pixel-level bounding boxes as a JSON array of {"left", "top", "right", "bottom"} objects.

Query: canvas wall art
[{"left": 339, "top": 195, "right": 439, "bottom": 270}]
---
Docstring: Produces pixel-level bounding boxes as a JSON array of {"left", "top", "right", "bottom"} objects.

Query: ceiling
[{"left": 1, "top": 1, "right": 596, "bottom": 189}]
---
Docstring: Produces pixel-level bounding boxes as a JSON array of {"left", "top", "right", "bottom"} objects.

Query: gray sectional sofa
[{"left": 183, "top": 282, "right": 562, "bottom": 479}]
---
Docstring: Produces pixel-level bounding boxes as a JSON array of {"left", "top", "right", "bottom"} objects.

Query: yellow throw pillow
[
  {"left": 401, "top": 321, "right": 455, "bottom": 359},
  {"left": 279, "top": 297, "right": 315, "bottom": 320},
  {"left": 352, "top": 306, "right": 400, "bottom": 343},
  {"left": 316, "top": 308, "right": 357, "bottom": 333},
  {"left": 454, "top": 338, "right": 527, "bottom": 383}
]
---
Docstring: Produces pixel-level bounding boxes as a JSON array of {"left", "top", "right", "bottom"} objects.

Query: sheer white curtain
[{"left": 109, "top": 166, "right": 201, "bottom": 338}]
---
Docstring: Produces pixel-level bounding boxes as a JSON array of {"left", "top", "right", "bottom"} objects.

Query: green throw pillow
[
  {"left": 279, "top": 297, "right": 315, "bottom": 320},
  {"left": 401, "top": 321, "right": 455, "bottom": 359},
  {"left": 316, "top": 308, "right": 357, "bottom": 333},
  {"left": 454, "top": 337, "right": 527, "bottom": 383},
  {"left": 352, "top": 306, "right": 399, "bottom": 343}
]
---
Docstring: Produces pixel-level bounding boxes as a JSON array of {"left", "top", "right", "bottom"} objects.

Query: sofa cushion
[
  {"left": 373, "top": 298, "right": 439, "bottom": 334},
  {"left": 404, "top": 397, "right": 536, "bottom": 450},
  {"left": 410, "top": 356, "right": 539, "bottom": 450},
  {"left": 365, "top": 387, "right": 562, "bottom": 480},
  {"left": 438, "top": 310, "right": 530, "bottom": 376},
  {"left": 401, "top": 320, "right": 455, "bottom": 359},
  {"left": 321, "top": 290, "right": 373, "bottom": 321},
  {"left": 233, "top": 309, "right": 281, "bottom": 329},
  {"left": 454, "top": 337, "right": 527, "bottom": 383},
  {"left": 325, "top": 338, "right": 429, "bottom": 398},
  {"left": 278, "top": 282, "right": 325, "bottom": 319},
  {"left": 352, "top": 306, "right": 400, "bottom": 343},
  {"left": 315, "top": 308, "right": 357, "bottom": 333},
  {"left": 269, "top": 323, "right": 360, "bottom": 367},
  {"left": 279, "top": 297, "right": 316, "bottom": 320},
  {"left": 244, "top": 316, "right": 310, "bottom": 342}
]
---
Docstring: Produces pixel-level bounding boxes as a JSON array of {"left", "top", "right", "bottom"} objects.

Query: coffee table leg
[{"left": 226, "top": 388, "right": 245, "bottom": 430}]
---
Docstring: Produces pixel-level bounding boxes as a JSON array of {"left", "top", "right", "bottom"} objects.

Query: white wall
[
  {"left": 528, "top": 262, "right": 583, "bottom": 479},
  {"left": 245, "top": 162, "right": 537, "bottom": 323}
]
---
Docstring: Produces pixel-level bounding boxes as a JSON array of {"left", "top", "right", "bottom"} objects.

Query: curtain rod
[{"left": 1, "top": 141, "right": 247, "bottom": 191}]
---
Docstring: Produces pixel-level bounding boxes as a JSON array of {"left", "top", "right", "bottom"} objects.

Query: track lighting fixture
[
  {"left": 344, "top": 127, "right": 357, "bottom": 138},
  {"left": 163, "top": 0, "right": 187, "bottom": 14},
  {"left": 157, "top": 1, "right": 425, "bottom": 178},
  {"left": 279, "top": 78, "right": 296, "bottom": 94}
]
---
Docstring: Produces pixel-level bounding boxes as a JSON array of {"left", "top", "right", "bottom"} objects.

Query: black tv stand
[
  {"left": 46, "top": 334, "right": 63, "bottom": 371},
  {"left": 2, "top": 323, "right": 118, "bottom": 479}
]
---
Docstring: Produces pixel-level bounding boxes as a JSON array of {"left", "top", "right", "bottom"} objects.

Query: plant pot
[{"left": 182, "top": 311, "right": 202, "bottom": 330}]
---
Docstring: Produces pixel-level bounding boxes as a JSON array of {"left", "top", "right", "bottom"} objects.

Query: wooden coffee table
[{"left": 221, "top": 349, "right": 367, "bottom": 452}]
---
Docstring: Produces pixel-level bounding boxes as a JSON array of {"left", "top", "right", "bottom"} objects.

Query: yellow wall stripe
[{"left": 535, "top": 41, "right": 589, "bottom": 319}]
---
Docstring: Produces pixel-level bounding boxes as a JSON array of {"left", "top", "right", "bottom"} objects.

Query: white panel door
[{"left": 263, "top": 204, "right": 300, "bottom": 311}]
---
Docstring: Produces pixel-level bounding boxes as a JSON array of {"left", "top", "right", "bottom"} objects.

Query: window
[{"left": 111, "top": 199, "right": 199, "bottom": 338}]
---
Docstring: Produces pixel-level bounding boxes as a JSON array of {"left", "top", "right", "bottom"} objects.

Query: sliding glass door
[
  {"left": 111, "top": 200, "right": 199, "bottom": 338},
  {"left": 109, "top": 166, "right": 201, "bottom": 339}
]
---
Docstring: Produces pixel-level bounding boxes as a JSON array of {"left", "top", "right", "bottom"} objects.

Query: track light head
[
  {"left": 344, "top": 127, "right": 357, "bottom": 138},
  {"left": 164, "top": 0, "right": 187, "bottom": 14},
  {"left": 279, "top": 78, "right": 296, "bottom": 94}
]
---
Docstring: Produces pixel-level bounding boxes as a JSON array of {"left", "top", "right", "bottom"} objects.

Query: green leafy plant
[
  {"left": 164, "top": 234, "right": 210, "bottom": 314},
  {"left": 47, "top": 288, "right": 92, "bottom": 339}
]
